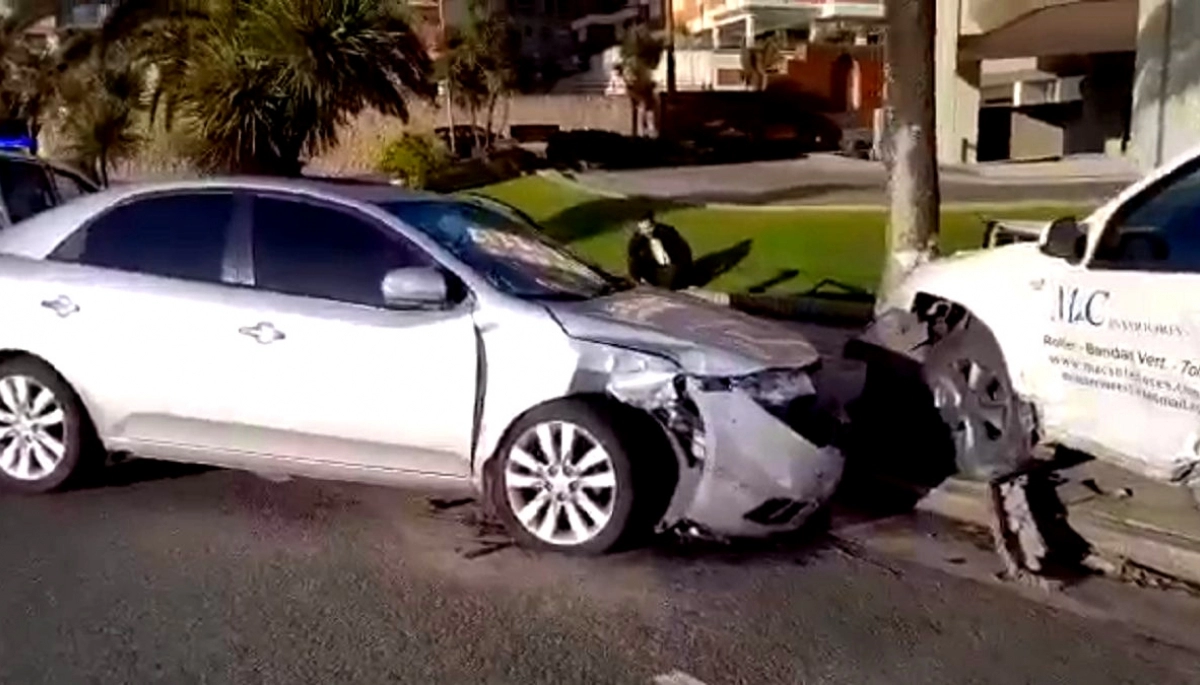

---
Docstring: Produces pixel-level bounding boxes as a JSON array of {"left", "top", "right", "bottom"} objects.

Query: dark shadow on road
[
  {"left": 833, "top": 356, "right": 959, "bottom": 518},
  {"left": 76, "top": 458, "right": 217, "bottom": 490},
  {"left": 689, "top": 239, "right": 753, "bottom": 288},
  {"left": 541, "top": 196, "right": 697, "bottom": 244}
]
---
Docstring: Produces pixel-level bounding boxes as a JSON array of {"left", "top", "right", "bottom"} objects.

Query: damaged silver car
[{"left": 0, "top": 178, "right": 842, "bottom": 554}]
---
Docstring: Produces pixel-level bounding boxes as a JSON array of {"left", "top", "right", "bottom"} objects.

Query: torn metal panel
[
  {"left": 582, "top": 343, "right": 843, "bottom": 538},
  {"left": 844, "top": 307, "right": 930, "bottom": 367},
  {"left": 672, "top": 387, "right": 843, "bottom": 537},
  {"left": 471, "top": 297, "right": 583, "bottom": 476}
]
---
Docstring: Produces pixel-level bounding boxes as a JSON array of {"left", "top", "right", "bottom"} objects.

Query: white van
[{"left": 854, "top": 144, "right": 1200, "bottom": 493}]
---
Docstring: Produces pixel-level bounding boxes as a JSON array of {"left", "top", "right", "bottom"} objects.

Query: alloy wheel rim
[
  {"left": 0, "top": 375, "right": 67, "bottom": 481},
  {"left": 504, "top": 421, "right": 617, "bottom": 546},
  {"left": 931, "top": 357, "right": 1009, "bottom": 458}
]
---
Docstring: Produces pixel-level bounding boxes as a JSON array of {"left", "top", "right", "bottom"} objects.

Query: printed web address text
[{"left": 1049, "top": 354, "right": 1200, "bottom": 414}]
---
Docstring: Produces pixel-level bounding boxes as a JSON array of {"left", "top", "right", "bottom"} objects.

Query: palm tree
[
  {"left": 73, "top": 0, "right": 436, "bottom": 175},
  {"left": 0, "top": 0, "right": 69, "bottom": 142},
  {"left": 436, "top": 1, "right": 517, "bottom": 155},
  {"left": 618, "top": 24, "right": 663, "bottom": 137},
  {"left": 740, "top": 34, "right": 783, "bottom": 92},
  {"left": 55, "top": 46, "right": 147, "bottom": 186}
]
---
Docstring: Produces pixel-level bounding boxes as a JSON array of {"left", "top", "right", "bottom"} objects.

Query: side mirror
[
  {"left": 1040, "top": 216, "right": 1086, "bottom": 262},
  {"left": 381, "top": 267, "right": 449, "bottom": 308}
]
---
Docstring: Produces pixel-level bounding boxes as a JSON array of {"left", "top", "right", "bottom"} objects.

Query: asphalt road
[{"left": 3, "top": 461, "right": 1200, "bottom": 685}]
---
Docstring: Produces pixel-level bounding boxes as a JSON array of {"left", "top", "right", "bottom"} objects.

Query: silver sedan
[{"left": 0, "top": 178, "right": 842, "bottom": 553}]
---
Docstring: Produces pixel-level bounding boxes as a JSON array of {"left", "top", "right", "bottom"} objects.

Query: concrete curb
[{"left": 917, "top": 478, "right": 1200, "bottom": 587}]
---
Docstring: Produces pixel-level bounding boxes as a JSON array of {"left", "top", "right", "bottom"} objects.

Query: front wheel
[
  {"left": 490, "top": 399, "right": 669, "bottom": 554},
  {"left": 923, "top": 317, "right": 1036, "bottom": 481}
]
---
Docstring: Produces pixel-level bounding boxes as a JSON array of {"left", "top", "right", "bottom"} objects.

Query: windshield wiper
[
  {"left": 594, "top": 277, "right": 636, "bottom": 296},
  {"left": 524, "top": 292, "right": 594, "bottom": 301}
]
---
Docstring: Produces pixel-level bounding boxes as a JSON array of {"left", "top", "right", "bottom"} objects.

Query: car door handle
[
  {"left": 238, "top": 322, "right": 286, "bottom": 344},
  {"left": 41, "top": 295, "right": 79, "bottom": 318}
]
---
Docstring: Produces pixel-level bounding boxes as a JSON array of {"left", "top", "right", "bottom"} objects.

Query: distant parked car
[
  {"left": 0, "top": 151, "right": 96, "bottom": 227},
  {"left": 0, "top": 177, "right": 843, "bottom": 554}
]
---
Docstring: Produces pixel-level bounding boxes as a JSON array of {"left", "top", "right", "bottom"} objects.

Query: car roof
[
  {"left": 104, "top": 175, "right": 435, "bottom": 203},
  {"left": 0, "top": 175, "right": 449, "bottom": 259}
]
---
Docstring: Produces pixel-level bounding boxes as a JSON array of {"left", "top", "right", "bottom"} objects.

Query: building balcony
[
  {"left": 683, "top": 0, "right": 880, "bottom": 30},
  {"left": 959, "top": 0, "right": 1136, "bottom": 60}
]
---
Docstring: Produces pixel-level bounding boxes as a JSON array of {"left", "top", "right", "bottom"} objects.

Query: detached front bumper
[
  {"left": 607, "top": 367, "right": 844, "bottom": 539},
  {"left": 671, "top": 385, "right": 844, "bottom": 538}
]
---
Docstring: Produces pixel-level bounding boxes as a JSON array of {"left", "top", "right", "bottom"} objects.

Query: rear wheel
[
  {"left": 491, "top": 399, "right": 671, "bottom": 554},
  {"left": 923, "top": 317, "right": 1036, "bottom": 481},
  {"left": 0, "top": 357, "right": 95, "bottom": 493}
]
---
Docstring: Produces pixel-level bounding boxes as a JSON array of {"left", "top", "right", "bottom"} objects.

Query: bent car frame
[{"left": 0, "top": 178, "right": 842, "bottom": 553}]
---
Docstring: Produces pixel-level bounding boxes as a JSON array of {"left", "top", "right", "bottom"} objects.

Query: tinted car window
[
  {"left": 1095, "top": 163, "right": 1200, "bottom": 272},
  {"left": 51, "top": 192, "right": 235, "bottom": 283},
  {"left": 251, "top": 196, "right": 432, "bottom": 307},
  {"left": 0, "top": 159, "right": 55, "bottom": 223}
]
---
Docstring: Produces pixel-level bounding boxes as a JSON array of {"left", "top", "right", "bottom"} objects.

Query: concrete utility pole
[{"left": 879, "top": 0, "right": 940, "bottom": 298}]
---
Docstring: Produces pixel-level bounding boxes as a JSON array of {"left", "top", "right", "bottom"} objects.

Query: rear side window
[
  {"left": 50, "top": 192, "right": 235, "bottom": 284},
  {"left": 250, "top": 195, "right": 432, "bottom": 307},
  {"left": 0, "top": 159, "right": 55, "bottom": 223}
]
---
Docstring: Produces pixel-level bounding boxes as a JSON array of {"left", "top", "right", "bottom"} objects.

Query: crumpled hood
[{"left": 544, "top": 288, "right": 821, "bottom": 376}]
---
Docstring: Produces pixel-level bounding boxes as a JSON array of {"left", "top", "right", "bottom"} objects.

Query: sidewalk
[
  {"left": 569, "top": 153, "right": 1137, "bottom": 207},
  {"left": 918, "top": 460, "right": 1200, "bottom": 587}
]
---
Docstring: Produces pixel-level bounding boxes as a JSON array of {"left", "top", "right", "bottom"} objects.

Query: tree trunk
[
  {"left": 484, "top": 92, "right": 498, "bottom": 153},
  {"left": 469, "top": 107, "right": 482, "bottom": 155},
  {"left": 879, "top": 0, "right": 940, "bottom": 298},
  {"left": 629, "top": 97, "right": 639, "bottom": 137},
  {"left": 445, "top": 84, "right": 458, "bottom": 156}
]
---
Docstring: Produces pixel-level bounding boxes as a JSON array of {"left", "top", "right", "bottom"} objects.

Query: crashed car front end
[{"left": 575, "top": 340, "right": 844, "bottom": 539}]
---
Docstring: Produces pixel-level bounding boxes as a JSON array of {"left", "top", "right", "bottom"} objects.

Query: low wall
[
  {"left": 308, "top": 94, "right": 633, "bottom": 174},
  {"left": 47, "top": 94, "right": 634, "bottom": 181}
]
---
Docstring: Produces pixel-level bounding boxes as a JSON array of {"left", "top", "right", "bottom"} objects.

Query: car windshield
[{"left": 378, "top": 199, "right": 625, "bottom": 300}]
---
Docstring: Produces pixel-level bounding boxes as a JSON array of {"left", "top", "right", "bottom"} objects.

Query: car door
[
  {"left": 1039, "top": 158, "right": 1200, "bottom": 480},
  {"left": 225, "top": 192, "right": 478, "bottom": 477},
  {"left": 39, "top": 190, "right": 266, "bottom": 455}
]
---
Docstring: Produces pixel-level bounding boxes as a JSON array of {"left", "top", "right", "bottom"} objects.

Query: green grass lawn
[{"left": 477, "top": 175, "right": 1091, "bottom": 296}]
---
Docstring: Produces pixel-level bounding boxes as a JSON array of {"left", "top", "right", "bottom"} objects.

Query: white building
[{"left": 937, "top": 0, "right": 1200, "bottom": 170}]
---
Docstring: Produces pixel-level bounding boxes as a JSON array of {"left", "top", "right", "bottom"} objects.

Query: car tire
[
  {"left": 490, "top": 398, "right": 673, "bottom": 555},
  {"left": 0, "top": 357, "right": 97, "bottom": 493},
  {"left": 923, "top": 316, "right": 1036, "bottom": 481}
]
